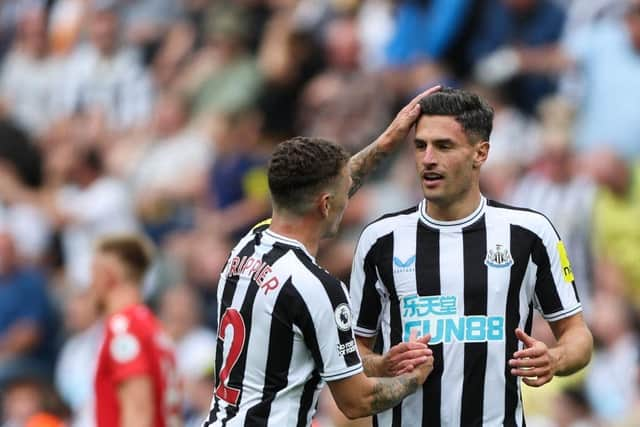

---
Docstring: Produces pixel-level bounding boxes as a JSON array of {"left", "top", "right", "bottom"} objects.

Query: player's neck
[
  {"left": 426, "top": 188, "right": 482, "bottom": 221},
  {"left": 269, "top": 214, "right": 322, "bottom": 257},
  {"left": 105, "top": 282, "right": 143, "bottom": 316}
]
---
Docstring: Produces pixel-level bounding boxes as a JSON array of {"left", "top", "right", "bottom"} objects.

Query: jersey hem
[
  {"left": 354, "top": 327, "right": 378, "bottom": 338},
  {"left": 322, "top": 364, "right": 364, "bottom": 382},
  {"left": 542, "top": 304, "right": 583, "bottom": 322}
]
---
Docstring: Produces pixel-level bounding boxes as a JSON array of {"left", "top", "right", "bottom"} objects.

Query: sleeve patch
[
  {"left": 110, "top": 332, "right": 141, "bottom": 363},
  {"left": 556, "top": 241, "right": 574, "bottom": 283}
]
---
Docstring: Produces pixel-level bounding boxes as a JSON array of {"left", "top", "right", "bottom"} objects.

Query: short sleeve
[
  {"left": 295, "top": 278, "right": 363, "bottom": 382},
  {"left": 350, "top": 229, "right": 384, "bottom": 337},
  {"left": 105, "top": 316, "right": 152, "bottom": 384},
  {"left": 531, "top": 217, "right": 582, "bottom": 322}
]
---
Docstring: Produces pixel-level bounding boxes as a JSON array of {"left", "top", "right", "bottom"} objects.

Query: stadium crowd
[{"left": 0, "top": 0, "right": 638, "bottom": 426}]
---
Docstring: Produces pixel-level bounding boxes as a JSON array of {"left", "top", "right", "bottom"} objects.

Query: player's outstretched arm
[
  {"left": 347, "top": 85, "right": 441, "bottom": 198},
  {"left": 509, "top": 313, "right": 592, "bottom": 387},
  {"left": 327, "top": 353, "right": 433, "bottom": 419}
]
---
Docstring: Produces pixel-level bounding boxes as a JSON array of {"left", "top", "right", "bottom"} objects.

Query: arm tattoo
[
  {"left": 369, "top": 374, "right": 419, "bottom": 413},
  {"left": 348, "top": 143, "right": 389, "bottom": 198},
  {"left": 361, "top": 354, "right": 381, "bottom": 377}
]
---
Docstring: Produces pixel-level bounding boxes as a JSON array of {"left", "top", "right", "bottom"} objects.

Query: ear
[
  {"left": 318, "top": 192, "right": 331, "bottom": 219},
  {"left": 473, "top": 141, "right": 490, "bottom": 169}
]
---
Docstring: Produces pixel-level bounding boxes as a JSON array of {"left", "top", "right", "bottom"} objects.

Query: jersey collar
[
  {"left": 263, "top": 229, "right": 316, "bottom": 261},
  {"left": 419, "top": 196, "right": 487, "bottom": 230}
]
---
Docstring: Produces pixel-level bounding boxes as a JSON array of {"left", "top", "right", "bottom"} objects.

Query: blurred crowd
[{"left": 0, "top": 0, "right": 639, "bottom": 426}]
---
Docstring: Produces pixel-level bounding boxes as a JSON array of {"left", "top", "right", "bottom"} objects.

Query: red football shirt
[{"left": 94, "top": 304, "right": 180, "bottom": 427}]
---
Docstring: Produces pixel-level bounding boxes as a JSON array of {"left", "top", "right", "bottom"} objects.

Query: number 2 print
[{"left": 215, "top": 308, "right": 246, "bottom": 405}]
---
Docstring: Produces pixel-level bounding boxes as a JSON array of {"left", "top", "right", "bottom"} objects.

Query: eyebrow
[{"left": 414, "top": 138, "right": 456, "bottom": 145}]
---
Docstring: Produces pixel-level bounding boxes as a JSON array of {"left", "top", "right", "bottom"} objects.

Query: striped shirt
[
  {"left": 350, "top": 196, "right": 582, "bottom": 427},
  {"left": 204, "top": 225, "right": 363, "bottom": 427}
]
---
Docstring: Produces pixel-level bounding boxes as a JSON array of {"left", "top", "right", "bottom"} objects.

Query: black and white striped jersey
[
  {"left": 204, "top": 224, "right": 363, "bottom": 427},
  {"left": 350, "top": 196, "right": 582, "bottom": 427}
]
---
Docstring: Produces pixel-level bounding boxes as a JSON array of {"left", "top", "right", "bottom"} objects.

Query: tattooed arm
[
  {"left": 327, "top": 356, "right": 433, "bottom": 419},
  {"left": 347, "top": 85, "right": 441, "bottom": 198}
]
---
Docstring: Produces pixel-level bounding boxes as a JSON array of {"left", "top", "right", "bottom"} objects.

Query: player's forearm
[
  {"left": 348, "top": 134, "right": 394, "bottom": 198},
  {"left": 349, "top": 373, "right": 419, "bottom": 419},
  {"left": 550, "top": 324, "right": 593, "bottom": 376},
  {"left": 356, "top": 340, "right": 386, "bottom": 377}
]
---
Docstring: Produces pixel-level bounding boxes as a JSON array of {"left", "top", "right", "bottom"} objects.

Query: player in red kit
[{"left": 91, "top": 235, "right": 181, "bottom": 427}]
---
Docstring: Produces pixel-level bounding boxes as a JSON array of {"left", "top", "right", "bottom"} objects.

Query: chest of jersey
[{"left": 380, "top": 223, "right": 524, "bottom": 345}]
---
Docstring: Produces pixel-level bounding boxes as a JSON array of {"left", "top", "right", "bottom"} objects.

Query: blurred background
[{"left": 0, "top": 0, "right": 638, "bottom": 426}]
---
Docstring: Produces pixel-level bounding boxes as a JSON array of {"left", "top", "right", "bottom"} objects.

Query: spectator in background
[
  {"left": 1, "top": 376, "right": 69, "bottom": 427},
  {"left": 48, "top": 0, "right": 86, "bottom": 57},
  {"left": 561, "top": 0, "right": 640, "bottom": 157},
  {"left": 202, "top": 109, "right": 270, "bottom": 238},
  {"left": 584, "top": 291, "right": 639, "bottom": 423},
  {"left": 551, "top": 386, "right": 598, "bottom": 427},
  {"left": 60, "top": 1, "right": 153, "bottom": 133},
  {"left": 158, "top": 285, "right": 216, "bottom": 422},
  {"left": 474, "top": 83, "right": 540, "bottom": 200},
  {"left": 179, "top": 5, "right": 262, "bottom": 121},
  {"left": 583, "top": 148, "right": 640, "bottom": 307},
  {"left": 54, "top": 290, "right": 102, "bottom": 427},
  {"left": 0, "top": 121, "right": 50, "bottom": 263},
  {"left": 0, "top": 5, "right": 64, "bottom": 137},
  {"left": 257, "top": 10, "right": 324, "bottom": 143},
  {"left": 385, "top": 0, "right": 472, "bottom": 68},
  {"left": 0, "top": 0, "right": 44, "bottom": 59},
  {"left": 0, "top": 231, "right": 57, "bottom": 386},
  {"left": 53, "top": 146, "right": 138, "bottom": 289},
  {"left": 509, "top": 96, "right": 596, "bottom": 315},
  {"left": 0, "top": 145, "right": 138, "bottom": 289},
  {"left": 108, "top": 91, "right": 212, "bottom": 245},
  {"left": 119, "top": 0, "right": 184, "bottom": 60},
  {"left": 470, "top": 0, "right": 566, "bottom": 113},
  {"left": 476, "top": 0, "right": 640, "bottom": 158},
  {"left": 297, "top": 15, "right": 391, "bottom": 154}
]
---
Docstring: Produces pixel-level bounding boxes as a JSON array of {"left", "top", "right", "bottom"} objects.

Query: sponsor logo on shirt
[
  {"left": 393, "top": 255, "right": 416, "bottom": 273},
  {"left": 402, "top": 295, "right": 505, "bottom": 344}
]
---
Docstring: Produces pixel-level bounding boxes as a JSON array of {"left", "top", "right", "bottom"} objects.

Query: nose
[{"left": 422, "top": 144, "right": 437, "bottom": 166}]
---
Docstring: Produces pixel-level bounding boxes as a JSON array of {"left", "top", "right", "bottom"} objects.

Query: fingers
[
  {"left": 509, "top": 355, "right": 548, "bottom": 369},
  {"left": 524, "top": 375, "right": 553, "bottom": 387},
  {"left": 388, "top": 347, "right": 433, "bottom": 366},
  {"left": 406, "top": 84, "right": 442, "bottom": 109},
  {"left": 522, "top": 375, "right": 553, "bottom": 387},
  {"left": 415, "top": 333, "right": 432, "bottom": 346},
  {"left": 409, "top": 328, "right": 418, "bottom": 342},
  {"left": 394, "top": 356, "right": 430, "bottom": 375},
  {"left": 512, "top": 345, "right": 546, "bottom": 359},
  {"left": 510, "top": 364, "right": 552, "bottom": 378},
  {"left": 514, "top": 328, "right": 536, "bottom": 347}
]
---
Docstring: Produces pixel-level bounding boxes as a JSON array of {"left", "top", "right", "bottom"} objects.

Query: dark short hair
[
  {"left": 419, "top": 87, "right": 494, "bottom": 142},
  {"left": 268, "top": 137, "right": 350, "bottom": 214},
  {"left": 97, "top": 234, "right": 153, "bottom": 283}
]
